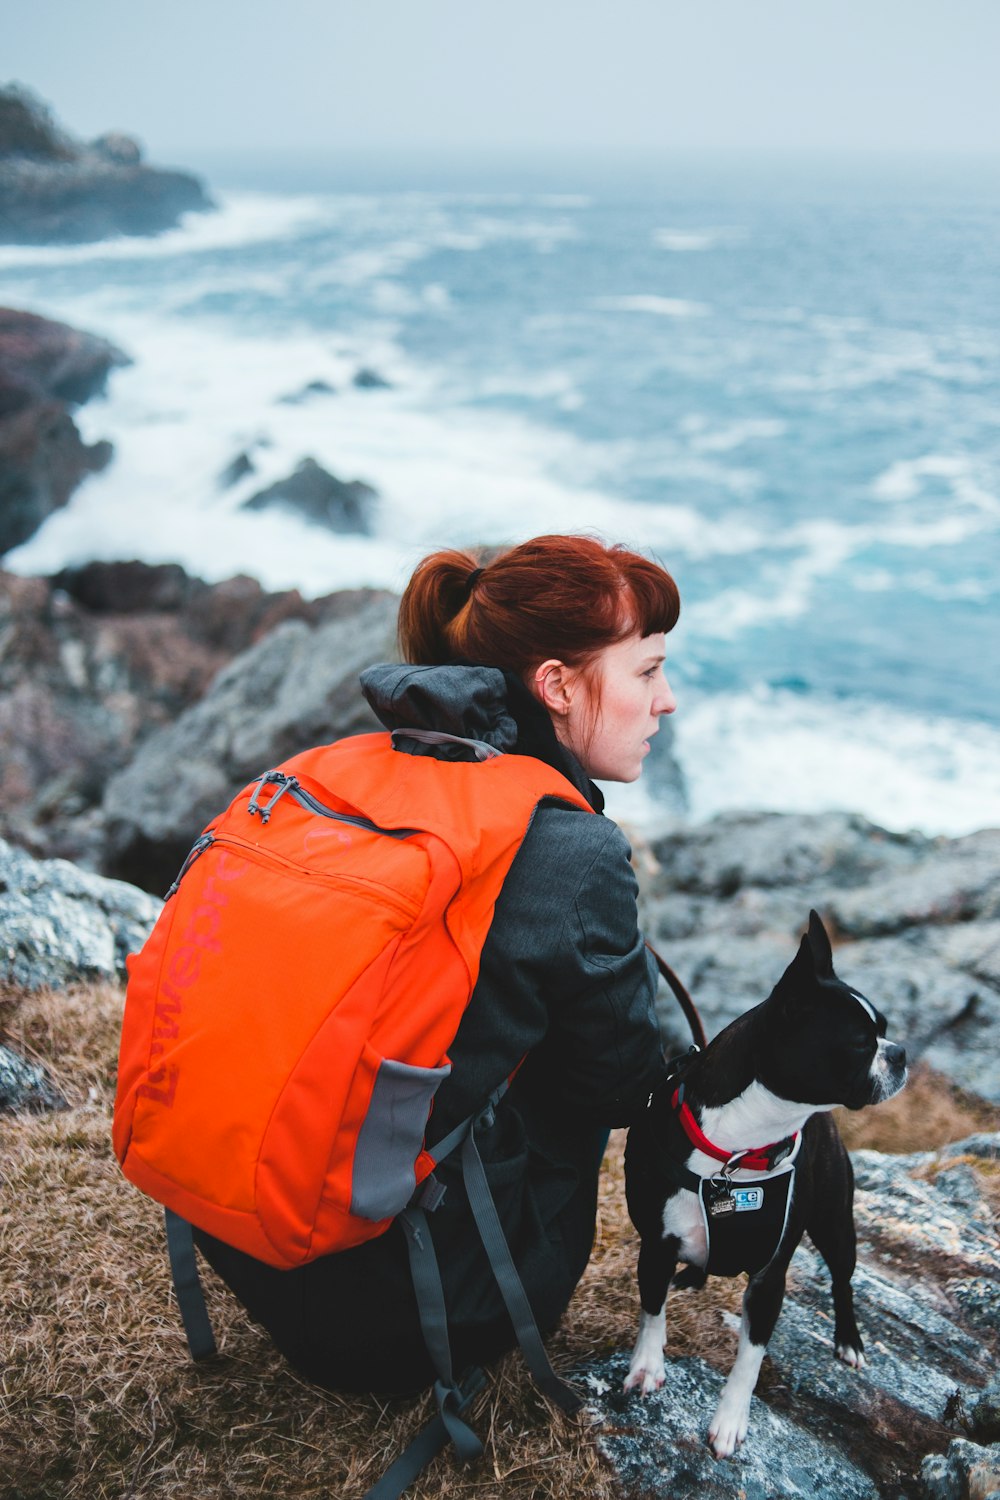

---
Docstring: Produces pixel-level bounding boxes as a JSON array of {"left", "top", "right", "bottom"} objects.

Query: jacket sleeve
[
  {"left": 440, "top": 808, "right": 668, "bottom": 1134},
  {"left": 535, "top": 816, "right": 668, "bottom": 1125}
]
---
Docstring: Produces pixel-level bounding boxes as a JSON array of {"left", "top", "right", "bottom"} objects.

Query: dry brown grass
[{"left": 2, "top": 983, "right": 998, "bottom": 1500}]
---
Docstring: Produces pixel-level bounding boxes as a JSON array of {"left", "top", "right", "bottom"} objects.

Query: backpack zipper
[
  {"left": 248, "top": 770, "right": 415, "bottom": 839},
  {"left": 165, "top": 774, "right": 418, "bottom": 901},
  {"left": 165, "top": 833, "right": 215, "bottom": 899}
]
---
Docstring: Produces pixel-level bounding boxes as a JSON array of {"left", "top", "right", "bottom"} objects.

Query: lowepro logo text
[{"left": 136, "top": 849, "right": 245, "bottom": 1107}]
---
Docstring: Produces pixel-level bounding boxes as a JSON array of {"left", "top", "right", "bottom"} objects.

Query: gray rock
[
  {"left": 579, "top": 1134, "right": 1000, "bottom": 1500},
  {"left": 0, "top": 834, "right": 160, "bottom": 989},
  {"left": 218, "top": 450, "right": 255, "bottom": 489},
  {"left": 242, "top": 457, "right": 376, "bottom": 534},
  {"left": 101, "top": 593, "right": 398, "bottom": 893},
  {"left": 582, "top": 1352, "right": 881, "bottom": 1499},
  {"left": 919, "top": 1438, "right": 1000, "bottom": 1499},
  {"left": 353, "top": 367, "right": 391, "bottom": 390},
  {"left": 0, "top": 1042, "right": 67, "bottom": 1113},
  {"left": 971, "top": 1377, "right": 1000, "bottom": 1444},
  {"left": 277, "top": 379, "right": 336, "bottom": 405},
  {"left": 648, "top": 810, "right": 928, "bottom": 899},
  {"left": 828, "top": 832, "right": 1000, "bottom": 937},
  {"left": 642, "top": 810, "right": 1000, "bottom": 1103}
]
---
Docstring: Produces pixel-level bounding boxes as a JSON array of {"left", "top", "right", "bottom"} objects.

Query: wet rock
[
  {"left": 0, "top": 1042, "right": 68, "bottom": 1114},
  {"left": 353, "top": 367, "right": 391, "bottom": 389},
  {"left": 277, "top": 379, "right": 336, "bottom": 405},
  {"left": 0, "top": 306, "right": 127, "bottom": 556},
  {"left": 0, "top": 835, "right": 160, "bottom": 990},
  {"left": 242, "top": 457, "right": 376, "bottom": 535},
  {"left": 101, "top": 591, "right": 398, "bottom": 893},
  {"left": 218, "top": 450, "right": 255, "bottom": 488},
  {"left": 578, "top": 1135, "right": 1000, "bottom": 1499},
  {"left": 0, "top": 83, "right": 212, "bottom": 243}
]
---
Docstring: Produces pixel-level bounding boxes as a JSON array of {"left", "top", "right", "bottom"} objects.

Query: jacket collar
[{"left": 360, "top": 662, "right": 604, "bottom": 812}]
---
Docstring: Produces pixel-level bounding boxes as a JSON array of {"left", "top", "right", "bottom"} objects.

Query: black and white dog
[{"left": 624, "top": 911, "right": 907, "bottom": 1458}]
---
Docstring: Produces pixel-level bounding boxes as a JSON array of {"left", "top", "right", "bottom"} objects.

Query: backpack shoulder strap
[{"left": 164, "top": 1208, "right": 216, "bottom": 1361}]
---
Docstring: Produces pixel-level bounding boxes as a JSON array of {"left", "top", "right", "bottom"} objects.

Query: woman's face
[{"left": 536, "top": 632, "right": 676, "bottom": 782}]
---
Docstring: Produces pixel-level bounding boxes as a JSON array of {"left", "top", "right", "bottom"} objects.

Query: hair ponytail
[
  {"left": 398, "top": 533, "right": 680, "bottom": 674},
  {"left": 396, "top": 547, "right": 483, "bottom": 665}
]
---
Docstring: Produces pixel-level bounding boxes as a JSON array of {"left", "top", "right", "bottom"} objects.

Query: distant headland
[{"left": 0, "top": 82, "right": 213, "bottom": 243}]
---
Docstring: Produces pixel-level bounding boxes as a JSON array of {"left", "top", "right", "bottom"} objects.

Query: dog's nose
[{"left": 885, "top": 1042, "right": 906, "bottom": 1070}]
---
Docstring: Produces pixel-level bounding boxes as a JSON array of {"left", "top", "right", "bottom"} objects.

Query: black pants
[{"left": 193, "top": 1123, "right": 604, "bottom": 1395}]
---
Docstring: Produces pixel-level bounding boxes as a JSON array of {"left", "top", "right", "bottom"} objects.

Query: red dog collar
[{"left": 671, "top": 1086, "right": 798, "bottom": 1173}]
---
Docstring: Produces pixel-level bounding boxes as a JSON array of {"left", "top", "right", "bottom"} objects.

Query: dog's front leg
[
  {"left": 624, "top": 1233, "right": 678, "bottom": 1395},
  {"left": 708, "top": 1259, "right": 787, "bottom": 1459}
]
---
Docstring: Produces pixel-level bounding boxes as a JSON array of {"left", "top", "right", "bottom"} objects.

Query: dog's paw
[
  {"left": 836, "top": 1342, "right": 867, "bottom": 1370},
  {"left": 623, "top": 1356, "right": 666, "bottom": 1396},
  {"left": 707, "top": 1401, "right": 749, "bottom": 1460}
]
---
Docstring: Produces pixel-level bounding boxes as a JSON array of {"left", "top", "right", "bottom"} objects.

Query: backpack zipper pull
[{"left": 247, "top": 771, "right": 299, "bottom": 824}]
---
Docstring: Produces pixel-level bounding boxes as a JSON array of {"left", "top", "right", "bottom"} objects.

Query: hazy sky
[{"left": 6, "top": 0, "right": 1000, "bottom": 160}]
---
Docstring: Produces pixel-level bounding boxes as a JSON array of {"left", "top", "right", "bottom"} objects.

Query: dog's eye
[{"left": 876, "top": 1017, "right": 887, "bottom": 1038}]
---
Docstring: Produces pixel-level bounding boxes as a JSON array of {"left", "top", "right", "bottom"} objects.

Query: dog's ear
[
  {"left": 770, "top": 913, "right": 836, "bottom": 1013},
  {"left": 805, "top": 909, "right": 834, "bottom": 977}
]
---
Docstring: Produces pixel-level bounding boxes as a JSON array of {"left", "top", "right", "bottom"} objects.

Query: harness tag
[
  {"left": 707, "top": 1180, "right": 736, "bottom": 1218},
  {"left": 732, "top": 1186, "right": 764, "bottom": 1213}
]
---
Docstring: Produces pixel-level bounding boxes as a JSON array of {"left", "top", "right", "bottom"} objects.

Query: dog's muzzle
[{"left": 866, "top": 1040, "right": 908, "bottom": 1105}]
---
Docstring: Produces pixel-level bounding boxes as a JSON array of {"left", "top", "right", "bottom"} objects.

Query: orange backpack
[{"left": 113, "top": 730, "right": 592, "bottom": 1267}]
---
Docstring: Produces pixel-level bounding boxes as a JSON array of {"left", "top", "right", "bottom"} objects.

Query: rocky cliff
[
  {"left": 0, "top": 306, "right": 127, "bottom": 557},
  {"left": 0, "top": 83, "right": 212, "bottom": 243}
]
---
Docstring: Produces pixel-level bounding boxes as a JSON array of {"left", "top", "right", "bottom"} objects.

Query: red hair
[{"left": 398, "top": 534, "right": 680, "bottom": 672}]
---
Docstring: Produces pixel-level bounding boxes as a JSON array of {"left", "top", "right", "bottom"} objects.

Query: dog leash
[{"left": 645, "top": 940, "right": 707, "bottom": 1050}]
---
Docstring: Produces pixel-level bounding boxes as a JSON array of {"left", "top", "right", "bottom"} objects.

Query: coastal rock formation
[
  {"left": 242, "top": 457, "right": 377, "bottom": 535},
  {"left": 577, "top": 1134, "right": 1000, "bottom": 1499},
  {"left": 0, "top": 306, "right": 127, "bottom": 556},
  {"left": 353, "top": 367, "right": 392, "bottom": 389},
  {"left": 0, "top": 834, "right": 160, "bottom": 992},
  {"left": 640, "top": 811, "right": 1000, "bottom": 1103},
  {"left": 0, "top": 84, "right": 212, "bottom": 243},
  {"left": 0, "top": 563, "right": 395, "bottom": 872},
  {"left": 101, "top": 591, "right": 399, "bottom": 892}
]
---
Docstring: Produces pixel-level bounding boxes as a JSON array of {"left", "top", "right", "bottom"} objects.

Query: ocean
[{"left": 2, "top": 150, "right": 998, "bottom": 837}]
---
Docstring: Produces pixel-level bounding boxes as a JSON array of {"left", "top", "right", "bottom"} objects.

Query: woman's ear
[{"left": 532, "top": 658, "right": 577, "bottom": 717}]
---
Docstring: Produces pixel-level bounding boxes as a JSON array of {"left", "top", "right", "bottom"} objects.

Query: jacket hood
[{"left": 360, "top": 662, "right": 604, "bottom": 811}]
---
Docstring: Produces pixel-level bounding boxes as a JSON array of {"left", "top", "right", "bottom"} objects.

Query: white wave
[
  {"left": 853, "top": 568, "right": 993, "bottom": 601},
  {"left": 654, "top": 227, "right": 744, "bottom": 252},
  {"left": 871, "top": 453, "right": 1000, "bottom": 516},
  {"left": 673, "top": 687, "right": 1000, "bottom": 838},
  {"left": 775, "top": 329, "right": 988, "bottom": 395},
  {"left": 4, "top": 299, "right": 749, "bottom": 593},
  {"left": 0, "top": 190, "right": 336, "bottom": 269},
  {"left": 680, "top": 414, "right": 787, "bottom": 453},
  {"left": 594, "top": 295, "right": 710, "bottom": 318}
]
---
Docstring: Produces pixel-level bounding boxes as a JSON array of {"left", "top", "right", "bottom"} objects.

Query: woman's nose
[{"left": 655, "top": 674, "right": 676, "bottom": 716}]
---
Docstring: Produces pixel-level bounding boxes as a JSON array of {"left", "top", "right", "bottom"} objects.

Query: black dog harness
[{"left": 659, "top": 1081, "right": 801, "bottom": 1277}]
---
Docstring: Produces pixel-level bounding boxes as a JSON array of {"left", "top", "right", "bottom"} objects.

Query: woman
[{"left": 194, "top": 532, "right": 679, "bottom": 1397}]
